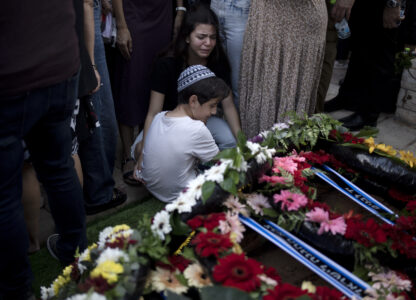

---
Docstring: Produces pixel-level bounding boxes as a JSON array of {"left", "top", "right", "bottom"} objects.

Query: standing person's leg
[
  {"left": 22, "top": 162, "right": 41, "bottom": 254},
  {"left": 78, "top": 0, "right": 125, "bottom": 214},
  {"left": 211, "top": 0, "right": 250, "bottom": 109},
  {"left": 316, "top": 0, "right": 338, "bottom": 113},
  {"left": 25, "top": 75, "right": 87, "bottom": 265},
  {"left": 0, "top": 95, "right": 32, "bottom": 300}
]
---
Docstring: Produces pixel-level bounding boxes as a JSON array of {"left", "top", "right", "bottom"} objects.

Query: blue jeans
[
  {"left": 211, "top": 0, "right": 250, "bottom": 108},
  {"left": 79, "top": 1, "right": 118, "bottom": 207},
  {"left": 0, "top": 75, "right": 87, "bottom": 299}
]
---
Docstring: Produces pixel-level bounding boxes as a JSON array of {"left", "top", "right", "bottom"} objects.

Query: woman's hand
[
  {"left": 173, "top": 11, "right": 185, "bottom": 41},
  {"left": 90, "top": 67, "right": 101, "bottom": 94},
  {"left": 117, "top": 27, "right": 133, "bottom": 60},
  {"left": 133, "top": 160, "right": 145, "bottom": 184},
  {"left": 331, "top": 0, "right": 355, "bottom": 22}
]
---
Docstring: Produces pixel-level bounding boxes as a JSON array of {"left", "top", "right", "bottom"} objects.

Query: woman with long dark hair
[{"left": 132, "top": 4, "right": 241, "bottom": 181}]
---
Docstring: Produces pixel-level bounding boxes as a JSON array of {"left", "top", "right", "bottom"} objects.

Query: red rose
[
  {"left": 192, "top": 231, "right": 233, "bottom": 258},
  {"left": 263, "top": 283, "right": 307, "bottom": 300},
  {"left": 396, "top": 216, "right": 416, "bottom": 236},
  {"left": 311, "top": 286, "right": 345, "bottom": 300},
  {"left": 264, "top": 266, "right": 282, "bottom": 285},
  {"left": 78, "top": 275, "right": 115, "bottom": 294},
  {"left": 187, "top": 213, "right": 226, "bottom": 230},
  {"left": 213, "top": 253, "right": 263, "bottom": 292},
  {"left": 406, "top": 201, "right": 416, "bottom": 213},
  {"left": 169, "top": 255, "right": 191, "bottom": 272},
  {"left": 345, "top": 218, "right": 386, "bottom": 247}
]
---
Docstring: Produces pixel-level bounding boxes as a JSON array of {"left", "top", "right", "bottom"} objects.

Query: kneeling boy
[{"left": 141, "top": 65, "right": 230, "bottom": 202}]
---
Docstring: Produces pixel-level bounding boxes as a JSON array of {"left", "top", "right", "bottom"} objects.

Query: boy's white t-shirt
[{"left": 142, "top": 111, "right": 219, "bottom": 202}]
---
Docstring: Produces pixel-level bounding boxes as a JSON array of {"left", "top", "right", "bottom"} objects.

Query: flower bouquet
[{"left": 43, "top": 113, "right": 416, "bottom": 300}]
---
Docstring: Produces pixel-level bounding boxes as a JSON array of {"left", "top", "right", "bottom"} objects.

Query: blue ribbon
[
  {"left": 239, "top": 215, "right": 371, "bottom": 299},
  {"left": 313, "top": 166, "right": 396, "bottom": 225}
]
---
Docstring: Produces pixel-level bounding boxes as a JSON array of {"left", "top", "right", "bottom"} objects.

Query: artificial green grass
[{"left": 30, "top": 196, "right": 165, "bottom": 297}]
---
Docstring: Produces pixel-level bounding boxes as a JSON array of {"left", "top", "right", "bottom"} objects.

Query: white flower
[
  {"left": 40, "top": 286, "right": 54, "bottom": 300},
  {"left": 370, "top": 270, "right": 412, "bottom": 292},
  {"left": 223, "top": 195, "right": 249, "bottom": 216},
  {"left": 259, "top": 274, "right": 278, "bottom": 287},
  {"left": 246, "top": 193, "right": 271, "bottom": 216},
  {"left": 166, "top": 193, "right": 197, "bottom": 213},
  {"left": 255, "top": 152, "right": 268, "bottom": 164},
  {"left": 218, "top": 212, "right": 246, "bottom": 243},
  {"left": 97, "top": 226, "right": 113, "bottom": 249},
  {"left": 151, "top": 210, "right": 172, "bottom": 240},
  {"left": 260, "top": 130, "right": 271, "bottom": 138},
  {"left": 272, "top": 122, "right": 289, "bottom": 131},
  {"left": 67, "top": 293, "right": 107, "bottom": 300},
  {"left": 246, "top": 141, "right": 261, "bottom": 155},
  {"left": 184, "top": 263, "right": 212, "bottom": 288},
  {"left": 220, "top": 157, "right": 248, "bottom": 172},
  {"left": 96, "top": 248, "right": 129, "bottom": 265},
  {"left": 204, "top": 163, "right": 227, "bottom": 183},
  {"left": 150, "top": 267, "right": 188, "bottom": 294},
  {"left": 186, "top": 174, "right": 206, "bottom": 200}
]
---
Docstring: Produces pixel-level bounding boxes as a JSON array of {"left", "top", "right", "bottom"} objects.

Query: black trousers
[{"left": 338, "top": 0, "right": 400, "bottom": 115}]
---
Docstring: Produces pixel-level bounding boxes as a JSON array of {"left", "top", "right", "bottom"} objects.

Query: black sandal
[{"left": 122, "top": 158, "right": 142, "bottom": 186}]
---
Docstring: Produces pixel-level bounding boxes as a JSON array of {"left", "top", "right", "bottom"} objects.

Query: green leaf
[
  {"left": 214, "top": 148, "right": 237, "bottom": 160},
  {"left": 171, "top": 213, "right": 191, "bottom": 236},
  {"left": 220, "top": 177, "right": 237, "bottom": 195},
  {"left": 263, "top": 208, "right": 278, "bottom": 218},
  {"left": 355, "top": 126, "right": 379, "bottom": 138},
  {"left": 295, "top": 296, "right": 313, "bottom": 300},
  {"left": 181, "top": 246, "right": 197, "bottom": 261},
  {"left": 201, "top": 181, "right": 216, "bottom": 203},
  {"left": 228, "top": 169, "right": 240, "bottom": 185},
  {"left": 237, "top": 131, "right": 247, "bottom": 149},
  {"left": 200, "top": 286, "right": 253, "bottom": 300},
  {"left": 175, "top": 273, "right": 188, "bottom": 286}
]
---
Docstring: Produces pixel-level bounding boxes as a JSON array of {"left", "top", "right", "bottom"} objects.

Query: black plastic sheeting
[
  {"left": 295, "top": 221, "right": 356, "bottom": 271},
  {"left": 327, "top": 144, "right": 416, "bottom": 194}
]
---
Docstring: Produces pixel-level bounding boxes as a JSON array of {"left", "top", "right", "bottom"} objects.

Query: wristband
[{"left": 176, "top": 6, "right": 187, "bottom": 12}]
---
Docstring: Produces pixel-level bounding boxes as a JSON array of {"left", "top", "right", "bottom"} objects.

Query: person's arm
[
  {"left": 331, "top": 0, "right": 355, "bottom": 22},
  {"left": 113, "top": 0, "right": 133, "bottom": 60},
  {"left": 221, "top": 93, "right": 241, "bottom": 139},
  {"left": 133, "top": 91, "right": 165, "bottom": 180},
  {"left": 173, "top": 0, "right": 185, "bottom": 40},
  {"left": 84, "top": 0, "right": 101, "bottom": 93}
]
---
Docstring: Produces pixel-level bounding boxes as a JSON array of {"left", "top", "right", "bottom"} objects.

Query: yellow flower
[
  {"left": 113, "top": 224, "right": 130, "bottom": 233},
  {"left": 364, "top": 137, "right": 376, "bottom": 153},
  {"left": 62, "top": 265, "right": 73, "bottom": 277},
  {"left": 91, "top": 260, "right": 124, "bottom": 284},
  {"left": 301, "top": 281, "right": 316, "bottom": 293},
  {"left": 375, "top": 144, "right": 397, "bottom": 156},
  {"left": 52, "top": 275, "right": 70, "bottom": 295},
  {"left": 88, "top": 243, "right": 98, "bottom": 250},
  {"left": 399, "top": 150, "right": 416, "bottom": 168}
]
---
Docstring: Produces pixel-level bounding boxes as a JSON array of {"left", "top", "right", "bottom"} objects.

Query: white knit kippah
[{"left": 177, "top": 65, "right": 216, "bottom": 92}]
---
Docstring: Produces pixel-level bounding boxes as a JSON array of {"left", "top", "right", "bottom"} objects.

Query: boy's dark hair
[{"left": 177, "top": 76, "right": 230, "bottom": 105}]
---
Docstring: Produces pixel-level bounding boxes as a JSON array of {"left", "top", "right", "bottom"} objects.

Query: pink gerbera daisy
[
  {"left": 273, "top": 190, "right": 308, "bottom": 211},
  {"left": 258, "top": 175, "right": 287, "bottom": 185},
  {"left": 306, "top": 208, "right": 346, "bottom": 235},
  {"left": 272, "top": 157, "right": 298, "bottom": 174}
]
